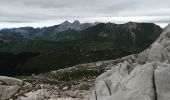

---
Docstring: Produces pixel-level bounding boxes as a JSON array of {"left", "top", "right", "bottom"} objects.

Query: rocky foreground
[
  {"left": 0, "top": 75, "right": 84, "bottom": 100},
  {"left": 87, "top": 23, "right": 170, "bottom": 100}
]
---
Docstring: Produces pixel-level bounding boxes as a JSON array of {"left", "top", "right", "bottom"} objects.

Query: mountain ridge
[
  {"left": 0, "top": 22, "right": 162, "bottom": 75},
  {"left": 0, "top": 21, "right": 161, "bottom": 40},
  {"left": 0, "top": 20, "right": 95, "bottom": 39}
]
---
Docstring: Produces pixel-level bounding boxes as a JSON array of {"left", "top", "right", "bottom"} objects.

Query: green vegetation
[
  {"left": 0, "top": 22, "right": 162, "bottom": 76},
  {"left": 43, "top": 66, "right": 105, "bottom": 81}
]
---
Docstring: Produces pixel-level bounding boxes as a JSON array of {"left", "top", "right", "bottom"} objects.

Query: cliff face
[{"left": 87, "top": 24, "right": 170, "bottom": 100}]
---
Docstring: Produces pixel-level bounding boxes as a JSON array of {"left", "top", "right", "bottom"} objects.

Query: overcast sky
[{"left": 0, "top": 0, "right": 170, "bottom": 28}]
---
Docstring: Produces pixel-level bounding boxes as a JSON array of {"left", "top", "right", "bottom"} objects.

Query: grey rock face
[
  {"left": 0, "top": 76, "right": 23, "bottom": 100},
  {"left": 0, "top": 85, "right": 19, "bottom": 100},
  {"left": 155, "top": 63, "right": 170, "bottom": 100},
  {"left": 56, "top": 20, "right": 94, "bottom": 32},
  {"left": 88, "top": 23, "right": 170, "bottom": 100},
  {"left": 89, "top": 62, "right": 158, "bottom": 100}
]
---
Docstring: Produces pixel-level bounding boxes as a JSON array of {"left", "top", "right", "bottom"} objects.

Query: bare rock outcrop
[
  {"left": 0, "top": 76, "right": 23, "bottom": 100},
  {"left": 154, "top": 62, "right": 170, "bottom": 100}
]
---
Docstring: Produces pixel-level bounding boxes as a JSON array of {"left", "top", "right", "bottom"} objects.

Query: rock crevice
[{"left": 153, "top": 68, "right": 157, "bottom": 100}]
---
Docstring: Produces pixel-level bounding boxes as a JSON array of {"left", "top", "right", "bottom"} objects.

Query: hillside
[{"left": 0, "top": 22, "right": 162, "bottom": 75}]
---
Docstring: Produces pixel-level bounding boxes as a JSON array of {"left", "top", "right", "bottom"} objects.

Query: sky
[{"left": 0, "top": 0, "right": 170, "bottom": 28}]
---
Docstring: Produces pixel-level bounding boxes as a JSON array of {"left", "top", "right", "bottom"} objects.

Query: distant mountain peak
[
  {"left": 73, "top": 20, "right": 80, "bottom": 24},
  {"left": 61, "top": 21, "right": 71, "bottom": 25},
  {"left": 165, "top": 23, "right": 170, "bottom": 29},
  {"left": 56, "top": 20, "right": 94, "bottom": 32}
]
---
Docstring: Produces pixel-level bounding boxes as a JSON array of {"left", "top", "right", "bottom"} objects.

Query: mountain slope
[
  {"left": 87, "top": 23, "right": 170, "bottom": 100},
  {"left": 0, "top": 22, "right": 162, "bottom": 75},
  {"left": 0, "top": 22, "right": 162, "bottom": 53}
]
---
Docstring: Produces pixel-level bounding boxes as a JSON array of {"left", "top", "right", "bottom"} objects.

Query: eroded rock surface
[{"left": 0, "top": 76, "right": 22, "bottom": 100}]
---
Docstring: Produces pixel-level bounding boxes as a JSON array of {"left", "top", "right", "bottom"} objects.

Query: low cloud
[{"left": 0, "top": 0, "right": 169, "bottom": 28}]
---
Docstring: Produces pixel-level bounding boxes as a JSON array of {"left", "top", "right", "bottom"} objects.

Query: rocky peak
[
  {"left": 12, "top": 28, "right": 29, "bottom": 34},
  {"left": 165, "top": 23, "right": 170, "bottom": 28},
  {"left": 163, "top": 23, "right": 170, "bottom": 34},
  {"left": 105, "top": 22, "right": 117, "bottom": 28},
  {"left": 61, "top": 21, "right": 71, "bottom": 25},
  {"left": 56, "top": 20, "right": 93, "bottom": 32},
  {"left": 73, "top": 20, "right": 80, "bottom": 25},
  {"left": 59, "top": 21, "right": 71, "bottom": 28},
  {"left": 123, "top": 22, "right": 138, "bottom": 30}
]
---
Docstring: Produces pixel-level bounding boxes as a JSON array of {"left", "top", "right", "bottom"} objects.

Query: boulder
[
  {"left": 147, "top": 42, "right": 169, "bottom": 63},
  {"left": 0, "top": 76, "right": 23, "bottom": 99},
  {"left": 0, "top": 85, "right": 19, "bottom": 100},
  {"left": 89, "top": 63, "right": 156, "bottom": 100}
]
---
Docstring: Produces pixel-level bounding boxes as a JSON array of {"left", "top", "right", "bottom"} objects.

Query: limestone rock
[
  {"left": 147, "top": 42, "right": 169, "bottom": 62},
  {"left": 0, "top": 76, "right": 23, "bottom": 99},
  {"left": 0, "top": 85, "right": 19, "bottom": 100},
  {"left": 95, "top": 80, "right": 110, "bottom": 100},
  {"left": 88, "top": 91, "right": 97, "bottom": 100},
  {"left": 155, "top": 65, "right": 170, "bottom": 100},
  {"left": 89, "top": 63, "right": 156, "bottom": 100}
]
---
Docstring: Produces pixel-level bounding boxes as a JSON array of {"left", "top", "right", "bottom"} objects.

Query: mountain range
[
  {"left": 0, "top": 21, "right": 162, "bottom": 75},
  {"left": 0, "top": 20, "right": 95, "bottom": 39}
]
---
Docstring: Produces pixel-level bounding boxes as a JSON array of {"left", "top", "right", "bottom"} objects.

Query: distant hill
[
  {"left": 0, "top": 20, "right": 95, "bottom": 39},
  {"left": 0, "top": 21, "right": 162, "bottom": 75}
]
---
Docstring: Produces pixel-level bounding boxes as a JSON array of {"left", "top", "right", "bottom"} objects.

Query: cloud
[{"left": 0, "top": 0, "right": 169, "bottom": 28}]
